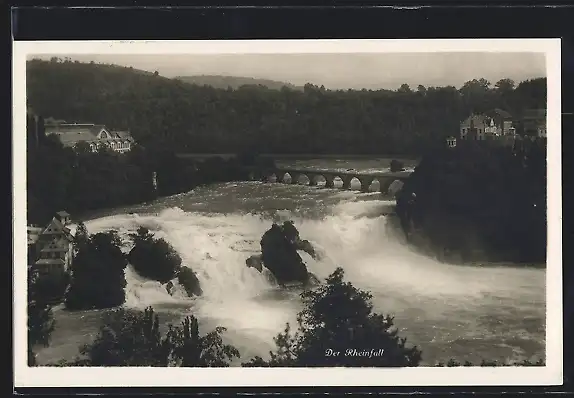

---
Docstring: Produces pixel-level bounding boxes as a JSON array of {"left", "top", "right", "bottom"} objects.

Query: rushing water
[{"left": 35, "top": 158, "right": 546, "bottom": 366}]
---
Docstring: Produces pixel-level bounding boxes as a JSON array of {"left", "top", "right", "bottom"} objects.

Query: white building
[
  {"left": 45, "top": 123, "right": 135, "bottom": 153},
  {"left": 460, "top": 110, "right": 516, "bottom": 141},
  {"left": 33, "top": 211, "right": 74, "bottom": 276}
]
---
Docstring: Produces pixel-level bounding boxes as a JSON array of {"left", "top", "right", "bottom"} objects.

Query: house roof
[
  {"left": 45, "top": 123, "right": 106, "bottom": 134},
  {"left": 45, "top": 123, "right": 135, "bottom": 147},
  {"left": 113, "top": 131, "right": 135, "bottom": 141},
  {"left": 42, "top": 217, "right": 64, "bottom": 233},
  {"left": 461, "top": 110, "right": 514, "bottom": 127},
  {"left": 461, "top": 114, "right": 489, "bottom": 125},
  {"left": 50, "top": 131, "right": 99, "bottom": 147},
  {"left": 41, "top": 217, "right": 72, "bottom": 241},
  {"left": 35, "top": 258, "right": 66, "bottom": 266},
  {"left": 56, "top": 211, "right": 70, "bottom": 217}
]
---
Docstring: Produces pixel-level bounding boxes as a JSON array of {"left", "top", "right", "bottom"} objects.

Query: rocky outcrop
[
  {"left": 165, "top": 280, "right": 175, "bottom": 295},
  {"left": 282, "top": 221, "right": 322, "bottom": 260},
  {"left": 177, "top": 267, "right": 203, "bottom": 297},
  {"left": 260, "top": 223, "right": 309, "bottom": 286},
  {"left": 296, "top": 239, "right": 321, "bottom": 260},
  {"left": 395, "top": 141, "right": 547, "bottom": 264},
  {"left": 246, "top": 254, "right": 264, "bottom": 273},
  {"left": 245, "top": 221, "right": 322, "bottom": 287}
]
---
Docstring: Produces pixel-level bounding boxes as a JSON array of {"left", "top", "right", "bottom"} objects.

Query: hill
[
  {"left": 173, "top": 75, "right": 302, "bottom": 91},
  {"left": 26, "top": 58, "right": 546, "bottom": 155}
]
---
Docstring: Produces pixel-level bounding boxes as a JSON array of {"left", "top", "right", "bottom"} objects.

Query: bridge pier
[
  {"left": 308, "top": 174, "right": 318, "bottom": 186},
  {"left": 341, "top": 176, "right": 353, "bottom": 190},
  {"left": 380, "top": 179, "right": 390, "bottom": 194},
  {"left": 290, "top": 172, "right": 301, "bottom": 184},
  {"left": 359, "top": 177, "right": 374, "bottom": 192},
  {"left": 324, "top": 174, "right": 335, "bottom": 189}
]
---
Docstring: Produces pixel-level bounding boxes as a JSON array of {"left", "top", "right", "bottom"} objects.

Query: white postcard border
[{"left": 13, "top": 38, "right": 562, "bottom": 387}]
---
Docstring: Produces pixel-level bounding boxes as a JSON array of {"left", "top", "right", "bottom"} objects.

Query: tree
[
  {"left": 65, "top": 230, "right": 128, "bottom": 310},
  {"left": 495, "top": 78, "right": 516, "bottom": 93},
  {"left": 74, "top": 221, "right": 89, "bottom": 251},
  {"left": 460, "top": 78, "right": 491, "bottom": 93},
  {"left": 79, "top": 307, "right": 170, "bottom": 366},
  {"left": 166, "top": 316, "right": 241, "bottom": 367},
  {"left": 398, "top": 83, "right": 412, "bottom": 93},
  {"left": 79, "top": 306, "right": 240, "bottom": 367},
  {"left": 128, "top": 226, "right": 182, "bottom": 283},
  {"left": 242, "top": 267, "right": 422, "bottom": 367},
  {"left": 28, "top": 268, "right": 56, "bottom": 366}
]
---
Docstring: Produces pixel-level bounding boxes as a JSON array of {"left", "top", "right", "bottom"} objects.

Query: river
[{"left": 35, "top": 157, "right": 546, "bottom": 366}]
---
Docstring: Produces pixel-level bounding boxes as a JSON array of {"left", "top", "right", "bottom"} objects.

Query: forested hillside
[
  {"left": 26, "top": 58, "right": 546, "bottom": 156},
  {"left": 174, "top": 75, "right": 302, "bottom": 91}
]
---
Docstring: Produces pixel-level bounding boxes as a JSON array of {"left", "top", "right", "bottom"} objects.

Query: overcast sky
[{"left": 32, "top": 52, "right": 546, "bottom": 90}]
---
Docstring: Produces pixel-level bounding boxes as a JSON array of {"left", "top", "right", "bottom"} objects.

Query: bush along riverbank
[{"left": 395, "top": 138, "right": 547, "bottom": 265}]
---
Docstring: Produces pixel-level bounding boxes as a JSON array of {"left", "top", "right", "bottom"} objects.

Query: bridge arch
[
  {"left": 386, "top": 179, "right": 406, "bottom": 196},
  {"left": 305, "top": 173, "right": 323, "bottom": 186},
  {"left": 368, "top": 178, "right": 381, "bottom": 192},
  {"left": 263, "top": 172, "right": 277, "bottom": 183},
  {"left": 378, "top": 178, "right": 406, "bottom": 195},
  {"left": 282, "top": 172, "right": 293, "bottom": 184},
  {"left": 347, "top": 176, "right": 361, "bottom": 191}
]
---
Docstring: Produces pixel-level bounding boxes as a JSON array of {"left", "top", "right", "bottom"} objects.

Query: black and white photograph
[{"left": 13, "top": 39, "right": 562, "bottom": 387}]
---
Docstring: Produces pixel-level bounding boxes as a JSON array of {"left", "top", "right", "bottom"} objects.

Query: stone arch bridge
[{"left": 248, "top": 167, "right": 413, "bottom": 193}]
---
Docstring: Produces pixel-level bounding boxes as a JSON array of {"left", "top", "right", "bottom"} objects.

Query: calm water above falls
[{"left": 36, "top": 158, "right": 546, "bottom": 366}]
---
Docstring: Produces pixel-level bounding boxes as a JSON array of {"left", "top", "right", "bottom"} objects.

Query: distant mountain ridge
[{"left": 174, "top": 75, "right": 303, "bottom": 91}]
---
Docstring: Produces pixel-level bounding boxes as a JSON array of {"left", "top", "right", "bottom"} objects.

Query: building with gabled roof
[
  {"left": 44, "top": 122, "right": 135, "bottom": 153},
  {"left": 32, "top": 211, "right": 74, "bottom": 276},
  {"left": 460, "top": 110, "right": 516, "bottom": 142}
]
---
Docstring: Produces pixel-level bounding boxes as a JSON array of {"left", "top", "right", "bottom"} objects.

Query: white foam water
[{"left": 75, "top": 192, "right": 545, "bottom": 365}]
